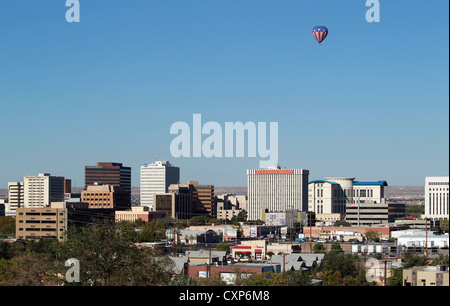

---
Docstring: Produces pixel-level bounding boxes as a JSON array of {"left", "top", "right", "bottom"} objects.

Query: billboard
[
  {"left": 224, "top": 229, "right": 238, "bottom": 238},
  {"left": 249, "top": 227, "right": 257, "bottom": 238}
]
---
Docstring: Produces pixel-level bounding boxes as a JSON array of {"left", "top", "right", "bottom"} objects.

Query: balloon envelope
[{"left": 312, "top": 26, "right": 328, "bottom": 44}]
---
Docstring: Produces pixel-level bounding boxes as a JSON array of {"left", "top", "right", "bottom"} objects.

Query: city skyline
[{"left": 0, "top": 1, "right": 448, "bottom": 188}]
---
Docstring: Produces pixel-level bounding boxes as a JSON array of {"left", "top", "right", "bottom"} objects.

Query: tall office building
[
  {"left": 7, "top": 182, "right": 24, "bottom": 213},
  {"left": 167, "top": 181, "right": 214, "bottom": 218},
  {"left": 24, "top": 173, "right": 65, "bottom": 208},
  {"left": 85, "top": 162, "right": 131, "bottom": 206},
  {"left": 423, "top": 176, "right": 449, "bottom": 222},
  {"left": 140, "top": 161, "right": 180, "bottom": 209},
  {"left": 247, "top": 167, "right": 309, "bottom": 221}
]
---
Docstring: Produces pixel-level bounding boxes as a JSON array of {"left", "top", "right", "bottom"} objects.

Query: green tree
[
  {"left": 329, "top": 243, "right": 343, "bottom": 254},
  {"left": 402, "top": 251, "right": 427, "bottom": 268},
  {"left": 387, "top": 267, "right": 404, "bottom": 286},
  {"left": 321, "top": 252, "right": 360, "bottom": 280},
  {"left": 365, "top": 230, "right": 380, "bottom": 241},
  {"left": 0, "top": 253, "right": 58, "bottom": 286},
  {"left": 313, "top": 243, "right": 326, "bottom": 254},
  {"left": 215, "top": 241, "right": 230, "bottom": 253},
  {"left": 57, "top": 223, "right": 173, "bottom": 286},
  {"left": 139, "top": 221, "right": 167, "bottom": 242},
  {"left": 0, "top": 216, "right": 15, "bottom": 237},
  {"left": 440, "top": 219, "right": 449, "bottom": 233},
  {"left": 286, "top": 269, "right": 312, "bottom": 286}
]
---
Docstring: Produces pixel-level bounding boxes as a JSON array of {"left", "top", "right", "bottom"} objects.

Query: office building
[
  {"left": 423, "top": 176, "right": 449, "bottom": 222},
  {"left": 153, "top": 190, "right": 192, "bottom": 220},
  {"left": 308, "top": 177, "right": 388, "bottom": 216},
  {"left": 16, "top": 202, "right": 115, "bottom": 241},
  {"left": 167, "top": 181, "right": 214, "bottom": 218},
  {"left": 85, "top": 162, "right": 131, "bottom": 207},
  {"left": 140, "top": 161, "right": 180, "bottom": 209},
  {"left": 190, "top": 181, "right": 215, "bottom": 218},
  {"left": 7, "top": 182, "right": 24, "bottom": 214},
  {"left": 24, "top": 173, "right": 65, "bottom": 208},
  {"left": 0, "top": 200, "right": 5, "bottom": 217},
  {"left": 247, "top": 167, "right": 309, "bottom": 221},
  {"left": 81, "top": 184, "right": 130, "bottom": 210},
  {"left": 345, "top": 202, "right": 405, "bottom": 226}
]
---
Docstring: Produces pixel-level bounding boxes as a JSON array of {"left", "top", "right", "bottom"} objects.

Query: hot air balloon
[{"left": 312, "top": 26, "right": 328, "bottom": 45}]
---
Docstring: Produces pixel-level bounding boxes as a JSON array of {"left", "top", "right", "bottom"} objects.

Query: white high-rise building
[
  {"left": 308, "top": 177, "right": 388, "bottom": 214},
  {"left": 423, "top": 176, "right": 449, "bottom": 221},
  {"left": 140, "top": 161, "right": 180, "bottom": 209},
  {"left": 247, "top": 167, "right": 309, "bottom": 221},
  {"left": 7, "top": 182, "right": 24, "bottom": 214},
  {"left": 24, "top": 173, "right": 65, "bottom": 208}
]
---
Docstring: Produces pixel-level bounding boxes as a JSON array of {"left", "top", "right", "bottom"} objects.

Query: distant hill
[
  {"left": 0, "top": 185, "right": 424, "bottom": 201},
  {"left": 213, "top": 185, "right": 425, "bottom": 199}
]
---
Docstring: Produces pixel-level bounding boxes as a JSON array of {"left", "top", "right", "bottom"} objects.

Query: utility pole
[
  {"left": 176, "top": 215, "right": 180, "bottom": 256},
  {"left": 283, "top": 252, "right": 286, "bottom": 286},
  {"left": 425, "top": 218, "right": 428, "bottom": 259},
  {"left": 309, "top": 213, "right": 313, "bottom": 253},
  {"left": 186, "top": 253, "right": 190, "bottom": 278},
  {"left": 208, "top": 248, "right": 212, "bottom": 279}
]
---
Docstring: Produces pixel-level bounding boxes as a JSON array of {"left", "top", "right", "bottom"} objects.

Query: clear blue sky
[{"left": 0, "top": 0, "right": 448, "bottom": 188}]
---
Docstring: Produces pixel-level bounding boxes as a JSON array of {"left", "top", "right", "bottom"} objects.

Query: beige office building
[
  {"left": 81, "top": 184, "right": 130, "bottom": 210},
  {"left": 16, "top": 207, "right": 66, "bottom": 241},
  {"left": 247, "top": 167, "right": 309, "bottom": 221}
]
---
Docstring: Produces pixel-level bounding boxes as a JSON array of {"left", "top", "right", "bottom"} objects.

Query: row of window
[{"left": 18, "top": 228, "right": 63, "bottom": 232}]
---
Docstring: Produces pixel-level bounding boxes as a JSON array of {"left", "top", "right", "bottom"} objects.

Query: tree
[
  {"left": 329, "top": 243, "right": 343, "bottom": 254},
  {"left": 57, "top": 223, "right": 173, "bottom": 286},
  {"left": 215, "top": 241, "right": 230, "bottom": 253},
  {"left": 440, "top": 219, "right": 449, "bottom": 233},
  {"left": 286, "top": 269, "right": 312, "bottom": 286},
  {"left": 365, "top": 230, "right": 380, "bottom": 241},
  {"left": 313, "top": 243, "right": 326, "bottom": 254},
  {"left": 0, "top": 253, "right": 58, "bottom": 286},
  {"left": 0, "top": 216, "right": 15, "bottom": 237},
  {"left": 334, "top": 220, "right": 351, "bottom": 227},
  {"left": 387, "top": 267, "right": 404, "bottom": 286},
  {"left": 139, "top": 221, "right": 167, "bottom": 242},
  {"left": 402, "top": 251, "right": 428, "bottom": 269}
]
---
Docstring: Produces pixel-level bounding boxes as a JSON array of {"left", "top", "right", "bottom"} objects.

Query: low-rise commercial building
[
  {"left": 115, "top": 206, "right": 152, "bottom": 222},
  {"left": 232, "top": 240, "right": 267, "bottom": 260},
  {"left": 187, "top": 263, "right": 281, "bottom": 284},
  {"left": 16, "top": 202, "right": 115, "bottom": 241},
  {"left": 403, "top": 265, "right": 449, "bottom": 286},
  {"left": 345, "top": 202, "right": 405, "bottom": 226}
]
